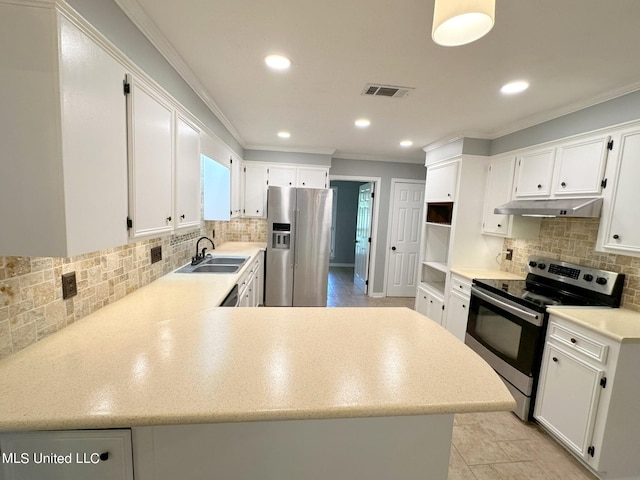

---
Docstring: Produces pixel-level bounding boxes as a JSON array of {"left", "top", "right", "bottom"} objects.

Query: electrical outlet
[
  {"left": 61, "top": 272, "right": 77, "bottom": 299},
  {"left": 151, "top": 246, "right": 162, "bottom": 264},
  {"left": 505, "top": 248, "right": 513, "bottom": 261}
]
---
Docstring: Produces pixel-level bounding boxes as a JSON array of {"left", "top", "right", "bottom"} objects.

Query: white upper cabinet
[
  {"left": 297, "top": 167, "right": 328, "bottom": 188},
  {"left": 127, "top": 76, "right": 174, "bottom": 238},
  {"left": 0, "top": 4, "right": 129, "bottom": 257},
  {"left": 244, "top": 164, "right": 268, "bottom": 218},
  {"left": 553, "top": 134, "right": 611, "bottom": 196},
  {"left": 514, "top": 148, "right": 556, "bottom": 197},
  {"left": 267, "top": 166, "right": 298, "bottom": 187},
  {"left": 230, "top": 153, "right": 244, "bottom": 218},
  {"left": 175, "top": 114, "right": 201, "bottom": 229},
  {"left": 597, "top": 127, "right": 640, "bottom": 256},
  {"left": 482, "top": 156, "right": 540, "bottom": 238},
  {"left": 425, "top": 161, "right": 458, "bottom": 202}
]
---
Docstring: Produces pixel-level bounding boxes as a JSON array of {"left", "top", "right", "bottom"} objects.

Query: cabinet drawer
[
  {"left": 450, "top": 275, "right": 471, "bottom": 297},
  {"left": 548, "top": 321, "right": 609, "bottom": 364}
]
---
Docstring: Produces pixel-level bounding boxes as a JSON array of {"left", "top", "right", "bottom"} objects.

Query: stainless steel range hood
[{"left": 494, "top": 197, "right": 603, "bottom": 217}]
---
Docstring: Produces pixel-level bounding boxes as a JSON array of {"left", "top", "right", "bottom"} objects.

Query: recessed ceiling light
[
  {"left": 355, "top": 119, "right": 371, "bottom": 128},
  {"left": 500, "top": 80, "right": 529, "bottom": 95},
  {"left": 277, "top": 131, "right": 291, "bottom": 138},
  {"left": 400, "top": 140, "right": 413, "bottom": 147},
  {"left": 265, "top": 54, "right": 291, "bottom": 70}
]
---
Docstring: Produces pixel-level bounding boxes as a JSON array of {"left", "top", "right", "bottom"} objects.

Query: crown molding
[
  {"left": 332, "top": 152, "right": 423, "bottom": 164},
  {"left": 113, "top": 0, "right": 245, "bottom": 146},
  {"left": 245, "top": 145, "right": 336, "bottom": 156}
]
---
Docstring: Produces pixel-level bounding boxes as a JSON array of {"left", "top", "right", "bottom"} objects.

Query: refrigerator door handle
[{"left": 293, "top": 208, "right": 299, "bottom": 269}]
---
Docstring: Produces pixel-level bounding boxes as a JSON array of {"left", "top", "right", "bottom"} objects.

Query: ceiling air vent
[{"left": 362, "top": 83, "right": 414, "bottom": 98}]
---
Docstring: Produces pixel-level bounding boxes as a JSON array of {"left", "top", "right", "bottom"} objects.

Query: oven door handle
[{"left": 471, "top": 286, "right": 543, "bottom": 327}]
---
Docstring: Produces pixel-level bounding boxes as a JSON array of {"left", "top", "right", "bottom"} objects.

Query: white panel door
[
  {"left": 354, "top": 183, "right": 373, "bottom": 294},
  {"left": 387, "top": 182, "right": 425, "bottom": 297},
  {"left": 244, "top": 164, "right": 268, "bottom": 217},
  {"left": 297, "top": 167, "right": 328, "bottom": 188},
  {"left": 267, "top": 166, "right": 297, "bottom": 187},
  {"left": 514, "top": 148, "right": 555, "bottom": 197}
]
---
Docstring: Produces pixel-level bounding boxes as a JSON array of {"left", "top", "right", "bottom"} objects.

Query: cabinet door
[
  {"left": 415, "top": 286, "right": 431, "bottom": 317},
  {"left": 602, "top": 130, "right": 640, "bottom": 253},
  {"left": 297, "top": 167, "right": 328, "bottom": 188},
  {"left": 244, "top": 165, "right": 268, "bottom": 217},
  {"left": 553, "top": 135, "right": 610, "bottom": 196},
  {"left": 128, "top": 79, "right": 174, "bottom": 237},
  {"left": 445, "top": 291, "right": 469, "bottom": 342},
  {"left": 230, "top": 155, "right": 243, "bottom": 218},
  {"left": 268, "top": 166, "right": 297, "bottom": 187},
  {"left": 427, "top": 295, "right": 444, "bottom": 325},
  {"left": 425, "top": 161, "right": 458, "bottom": 202},
  {"left": 175, "top": 114, "right": 201, "bottom": 229},
  {"left": 0, "top": 429, "right": 133, "bottom": 480},
  {"left": 514, "top": 148, "right": 555, "bottom": 197},
  {"left": 535, "top": 344, "right": 604, "bottom": 459},
  {"left": 482, "top": 157, "right": 515, "bottom": 236}
]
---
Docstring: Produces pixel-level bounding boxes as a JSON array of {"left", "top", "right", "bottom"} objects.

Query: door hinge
[
  {"left": 243, "top": 167, "right": 246, "bottom": 173},
  {"left": 368, "top": 237, "right": 371, "bottom": 243},
  {"left": 229, "top": 157, "right": 233, "bottom": 164},
  {"left": 588, "top": 446, "right": 595, "bottom": 457},
  {"left": 600, "top": 377, "right": 607, "bottom": 388},
  {"left": 365, "top": 280, "right": 369, "bottom": 286},
  {"left": 607, "top": 139, "right": 614, "bottom": 150},
  {"left": 126, "top": 217, "right": 133, "bottom": 230},
  {"left": 441, "top": 305, "right": 445, "bottom": 310},
  {"left": 371, "top": 192, "right": 375, "bottom": 198},
  {"left": 601, "top": 178, "right": 607, "bottom": 189},
  {"left": 123, "top": 80, "right": 130, "bottom": 95}
]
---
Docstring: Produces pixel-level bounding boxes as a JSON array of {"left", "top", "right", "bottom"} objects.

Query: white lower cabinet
[
  {"left": 238, "top": 251, "right": 264, "bottom": 307},
  {"left": 415, "top": 285, "right": 444, "bottom": 324},
  {"left": 0, "top": 430, "right": 133, "bottom": 480},
  {"left": 535, "top": 315, "right": 640, "bottom": 479},
  {"left": 444, "top": 275, "right": 471, "bottom": 341}
]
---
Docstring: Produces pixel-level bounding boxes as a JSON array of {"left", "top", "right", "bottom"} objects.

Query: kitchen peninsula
[{"left": 0, "top": 244, "right": 514, "bottom": 480}]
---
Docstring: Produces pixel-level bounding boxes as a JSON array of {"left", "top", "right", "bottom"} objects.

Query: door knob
[{"left": 392, "top": 246, "right": 397, "bottom": 251}]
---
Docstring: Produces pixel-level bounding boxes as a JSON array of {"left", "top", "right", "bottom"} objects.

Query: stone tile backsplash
[
  {"left": 204, "top": 218, "right": 267, "bottom": 244},
  {"left": 502, "top": 218, "right": 640, "bottom": 311}
]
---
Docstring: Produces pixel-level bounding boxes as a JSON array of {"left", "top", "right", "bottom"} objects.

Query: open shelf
[
  {"left": 419, "top": 281, "right": 446, "bottom": 297},
  {"left": 425, "top": 222, "right": 451, "bottom": 228},
  {"left": 426, "top": 202, "right": 454, "bottom": 225},
  {"left": 423, "top": 261, "right": 448, "bottom": 273}
]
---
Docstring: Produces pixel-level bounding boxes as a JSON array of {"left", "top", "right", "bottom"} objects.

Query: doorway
[{"left": 328, "top": 176, "right": 381, "bottom": 301}]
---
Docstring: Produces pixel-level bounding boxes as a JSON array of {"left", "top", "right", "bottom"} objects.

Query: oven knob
[
  {"left": 528, "top": 261, "right": 537, "bottom": 268},
  {"left": 583, "top": 274, "right": 594, "bottom": 282},
  {"left": 537, "top": 263, "right": 546, "bottom": 269},
  {"left": 596, "top": 277, "right": 608, "bottom": 285}
]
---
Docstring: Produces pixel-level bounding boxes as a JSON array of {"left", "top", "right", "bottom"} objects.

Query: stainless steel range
[{"left": 465, "top": 256, "right": 625, "bottom": 421}]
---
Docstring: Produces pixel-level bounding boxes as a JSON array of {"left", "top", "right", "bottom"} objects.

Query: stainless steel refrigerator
[{"left": 265, "top": 186, "right": 333, "bottom": 306}]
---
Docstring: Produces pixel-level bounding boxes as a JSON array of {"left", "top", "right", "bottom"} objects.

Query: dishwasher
[{"left": 220, "top": 284, "right": 239, "bottom": 307}]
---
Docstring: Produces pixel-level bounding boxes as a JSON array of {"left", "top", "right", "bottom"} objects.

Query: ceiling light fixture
[
  {"left": 264, "top": 54, "right": 291, "bottom": 70},
  {"left": 500, "top": 80, "right": 529, "bottom": 95},
  {"left": 277, "top": 131, "right": 291, "bottom": 138},
  {"left": 432, "top": 0, "right": 495, "bottom": 47},
  {"left": 355, "top": 119, "right": 371, "bottom": 128},
  {"left": 400, "top": 140, "right": 413, "bottom": 147}
]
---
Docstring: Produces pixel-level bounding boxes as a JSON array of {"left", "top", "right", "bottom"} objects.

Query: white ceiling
[{"left": 117, "top": 0, "right": 640, "bottom": 163}]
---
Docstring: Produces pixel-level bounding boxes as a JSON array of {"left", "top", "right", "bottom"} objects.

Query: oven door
[{"left": 467, "top": 286, "right": 545, "bottom": 378}]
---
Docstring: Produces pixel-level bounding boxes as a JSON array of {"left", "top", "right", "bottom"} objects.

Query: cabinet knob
[
  {"left": 570, "top": 338, "right": 577, "bottom": 344},
  {"left": 497, "top": 224, "right": 502, "bottom": 228},
  {"left": 99, "top": 452, "right": 109, "bottom": 461},
  {"left": 288, "top": 182, "right": 292, "bottom": 185},
  {"left": 447, "top": 193, "right": 451, "bottom": 197},
  {"left": 166, "top": 216, "right": 172, "bottom": 222},
  {"left": 537, "top": 184, "right": 542, "bottom": 189},
  {"left": 462, "top": 304, "right": 466, "bottom": 308},
  {"left": 613, "top": 234, "right": 620, "bottom": 240},
  {"left": 180, "top": 214, "right": 185, "bottom": 219},
  {"left": 561, "top": 181, "right": 567, "bottom": 188},
  {"left": 552, "top": 357, "right": 558, "bottom": 362},
  {"left": 391, "top": 246, "right": 397, "bottom": 251},
  {"left": 302, "top": 182, "right": 306, "bottom": 185}
]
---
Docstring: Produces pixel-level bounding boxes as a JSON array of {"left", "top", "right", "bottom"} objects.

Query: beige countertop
[
  {"left": 0, "top": 243, "right": 514, "bottom": 432},
  {"left": 548, "top": 307, "right": 640, "bottom": 344},
  {"left": 450, "top": 268, "right": 525, "bottom": 281}
]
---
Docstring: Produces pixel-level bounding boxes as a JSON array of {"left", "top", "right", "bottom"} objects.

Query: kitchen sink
[{"left": 175, "top": 255, "right": 249, "bottom": 274}]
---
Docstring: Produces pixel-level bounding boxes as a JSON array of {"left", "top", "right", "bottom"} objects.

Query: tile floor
[{"left": 326, "top": 266, "right": 599, "bottom": 480}]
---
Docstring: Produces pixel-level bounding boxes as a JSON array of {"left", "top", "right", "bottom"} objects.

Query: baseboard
[
  {"left": 370, "top": 292, "right": 385, "bottom": 298},
  {"left": 329, "top": 263, "right": 356, "bottom": 267}
]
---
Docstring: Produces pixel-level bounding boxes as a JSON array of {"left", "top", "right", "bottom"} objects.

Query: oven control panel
[{"left": 527, "top": 256, "right": 624, "bottom": 298}]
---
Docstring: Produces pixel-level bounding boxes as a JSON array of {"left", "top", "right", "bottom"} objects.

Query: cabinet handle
[
  {"left": 288, "top": 182, "right": 292, "bottom": 185},
  {"left": 99, "top": 452, "right": 109, "bottom": 461},
  {"left": 392, "top": 246, "right": 397, "bottom": 251},
  {"left": 180, "top": 214, "right": 185, "bottom": 219},
  {"left": 561, "top": 181, "right": 567, "bottom": 188},
  {"left": 459, "top": 285, "right": 463, "bottom": 289},
  {"left": 447, "top": 193, "right": 451, "bottom": 197},
  {"left": 166, "top": 216, "right": 172, "bottom": 222},
  {"left": 552, "top": 357, "right": 558, "bottom": 362},
  {"left": 497, "top": 224, "right": 502, "bottom": 228},
  {"left": 462, "top": 305, "right": 466, "bottom": 308},
  {"left": 613, "top": 234, "right": 620, "bottom": 240},
  {"left": 429, "top": 300, "right": 433, "bottom": 304},
  {"left": 302, "top": 182, "right": 306, "bottom": 185},
  {"left": 570, "top": 338, "right": 577, "bottom": 344},
  {"left": 537, "top": 184, "right": 542, "bottom": 189}
]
